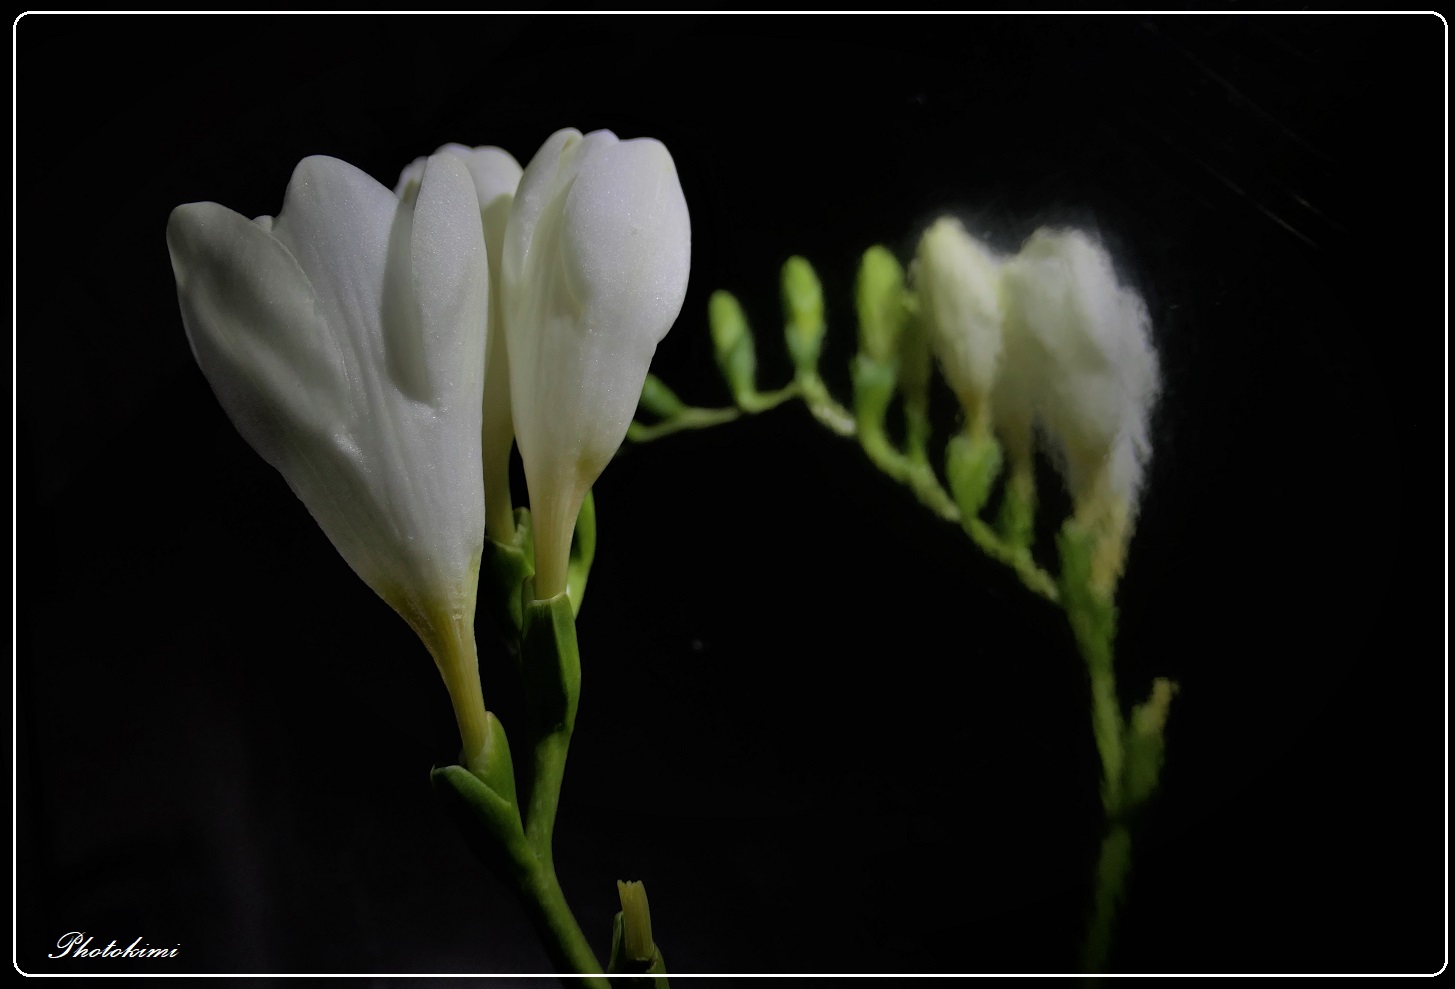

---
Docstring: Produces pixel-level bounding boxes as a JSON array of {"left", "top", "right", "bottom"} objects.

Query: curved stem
[
  {"left": 738, "top": 382, "right": 800, "bottom": 412},
  {"left": 628, "top": 406, "right": 741, "bottom": 443},
  {"left": 517, "top": 858, "right": 609, "bottom": 988}
]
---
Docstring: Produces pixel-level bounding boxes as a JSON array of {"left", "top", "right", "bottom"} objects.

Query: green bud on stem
[
  {"left": 782, "top": 255, "right": 826, "bottom": 373},
  {"left": 709, "top": 290, "right": 759, "bottom": 407},
  {"left": 855, "top": 245, "right": 908, "bottom": 365}
]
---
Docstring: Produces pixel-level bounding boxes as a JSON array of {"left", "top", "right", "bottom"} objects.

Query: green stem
[
  {"left": 517, "top": 858, "right": 610, "bottom": 988},
  {"left": 905, "top": 462, "right": 962, "bottom": 523},
  {"left": 738, "top": 382, "right": 800, "bottom": 412},
  {"left": 527, "top": 729, "right": 570, "bottom": 860},
  {"left": 797, "top": 371, "right": 856, "bottom": 436},
  {"left": 627, "top": 406, "right": 741, "bottom": 443},
  {"left": 1083, "top": 822, "right": 1132, "bottom": 974},
  {"left": 965, "top": 518, "right": 1060, "bottom": 603}
]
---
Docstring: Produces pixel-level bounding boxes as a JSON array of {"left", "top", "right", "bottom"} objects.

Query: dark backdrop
[{"left": 15, "top": 13, "right": 1445, "bottom": 977}]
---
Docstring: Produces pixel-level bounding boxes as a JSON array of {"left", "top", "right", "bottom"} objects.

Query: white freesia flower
[
  {"left": 399, "top": 144, "right": 525, "bottom": 545},
  {"left": 914, "top": 217, "right": 1005, "bottom": 427},
  {"left": 502, "top": 128, "right": 692, "bottom": 600},
  {"left": 1001, "top": 227, "right": 1160, "bottom": 512},
  {"left": 167, "top": 152, "right": 494, "bottom": 765}
]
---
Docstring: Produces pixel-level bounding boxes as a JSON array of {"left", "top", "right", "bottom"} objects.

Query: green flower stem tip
[
  {"left": 521, "top": 594, "right": 581, "bottom": 741},
  {"left": 482, "top": 508, "right": 537, "bottom": 641},
  {"left": 1123, "top": 678, "right": 1177, "bottom": 814},
  {"left": 609, "top": 880, "right": 668, "bottom": 986}
]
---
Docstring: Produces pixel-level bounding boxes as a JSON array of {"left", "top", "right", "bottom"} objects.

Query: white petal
[
  {"left": 394, "top": 155, "right": 429, "bottom": 203},
  {"left": 1003, "top": 228, "right": 1159, "bottom": 504},
  {"left": 168, "top": 198, "right": 407, "bottom": 609},
  {"left": 448, "top": 147, "right": 525, "bottom": 538},
  {"left": 169, "top": 201, "right": 354, "bottom": 480},
  {"left": 915, "top": 217, "right": 1004, "bottom": 409},
  {"left": 171, "top": 154, "right": 491, "bottom": 629},
  {"left": 445, "top": 145, "right": 524, "bottom": 232},
  {"left": 409, "top": 152, "right": 489, "bottom": 412},
  {"left": 503, "top": 128, "right": 691, "bottom": 596},
  {"left": 398, "top": 142, "right": 525, "bottom": 540},
  {"left": 270, "top": 156, "right": 397, "bottom": 365},
  {"left": 502, "top": 127, "right": 583, "bottom": 294}
]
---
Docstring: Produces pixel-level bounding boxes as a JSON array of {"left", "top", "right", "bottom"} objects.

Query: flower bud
[
  {"left": 855, "top": 245, "right": 908, "bottom": 366},
  {"left": 782, "top": 255, "right": 826, "bottom": 373},
  {"left": 709, "top": 290, "right": 759, "bottom": 406},
  {"left": 503, "top": 128, "right": 691, "bottom": 600},
  {"left": 914, "top": 217, "right": 1004, "bottom": 425}
]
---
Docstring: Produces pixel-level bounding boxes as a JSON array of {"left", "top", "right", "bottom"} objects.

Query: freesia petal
[
  {"left": 168, "top": 200, "right": 401, "bottom": 605},
  {"left": 168, "top": 200, "right": 353, "bottom": 477},
  {"left": 410, "top": 152, "right": 489, "bottom": 412},
  {"left": 271, "top": 155, "right": 397, "bottom": 362},
  {"left": 1003, "top": 228, "right": 1158, "bottom": 505},
  {"left": 503, "top": 128, "right": 691, "bottom": 597},
  {"left": 446, "top": 145, "right": 524, "bottom": 233},
  {"left": 502, "top": 128, "right": 582, "bottom": 293},
  {"left": 916, "top": 217, "right": 1003, "bottom": 412},
  {"left": 446, "top": 147, "right": 525, "bottom": 542},
  {"left": 394, "top": 155, "right": 428, "bottom": 201}
]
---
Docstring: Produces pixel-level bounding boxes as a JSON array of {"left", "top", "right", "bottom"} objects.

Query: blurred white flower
[
  {"left": 399, "top": 144, "right": 525, "bottom": 545},
  {"left": 167, "top": 152, "right": 494, "bottom": 763},
  {"left": 502, "top": 128, "right": 692, "bottom": 600},
  {"left": 1001, "top": 227, "right": 1160, "bottom": 514},
  {"left": 914, "top": 217, "right": 1005, "bottom": 428}
]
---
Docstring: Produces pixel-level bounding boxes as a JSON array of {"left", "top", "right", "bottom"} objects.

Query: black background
[{"left": 15, "top": 13, "right": 1445, "bottom": 977}]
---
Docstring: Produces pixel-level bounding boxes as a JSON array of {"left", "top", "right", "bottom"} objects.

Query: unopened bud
[
  {"left": 782, "top": 255, "right": 825, "bottom": 373},
  {"left": 708, "top": 290, "right": 759, "bottom": 405},
  {"left": 855, "top": 245, "right": 908, "bottom": 365}
]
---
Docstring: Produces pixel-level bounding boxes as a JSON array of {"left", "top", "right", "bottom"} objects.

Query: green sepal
[
  {"left": 521, "top": 594, "right": 582, "bottom": 735},
  {"left": 608, "top": 914, "right": 668, "bottom": 986},
  {"left": 605, "top": 913, "right": 666, "bottom": 983},
  {"left": 1056, "top": 520, "right": 1118, "bottom": 674},
  {"left": 1058, "top": 519, "right": 1124, "bottom": 812},
  {"left": 782, "top": 256, "right": 825, "bottom": 374},
  {"left": 482, "top": 508, "right": 537, "bottom": 641},
  {"left": 945, "top": 430, "right": 1003, "bottom": 522},
  {"left": 608, "top": 881, "right": 669, "bottom": 986},
  {"left": 855, "top": 245, "right": 908, "bottom": 364},
  {"left": 638, "top": 374, "right": 687, "bottom": 420},
  {"left": 567, "top": 491, "right": 597, "bottom": 617},
  {"left": 1123, "top": 678, "right": 1176, "bottom": 814},
  {"left": 709, "top": 290, "right": 760, "bottom": 409},
  {"left": 997, "top": 465, "right": 1037, "bottom": 551},
  {"left": 430, "top": 761, "right": 525, "bottom": 853}
]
